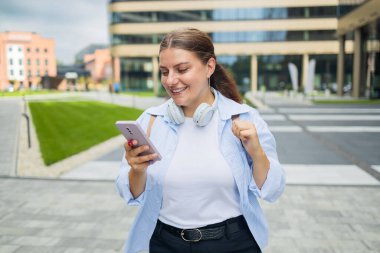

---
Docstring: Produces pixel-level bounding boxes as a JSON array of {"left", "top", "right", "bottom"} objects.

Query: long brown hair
[{"left": 159, "top": 28, "right": 242, "bottom": 103}]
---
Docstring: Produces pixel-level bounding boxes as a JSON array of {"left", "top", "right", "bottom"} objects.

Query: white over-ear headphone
[{"left": 167, "top": 87, "right": 218, "bottom": 127}]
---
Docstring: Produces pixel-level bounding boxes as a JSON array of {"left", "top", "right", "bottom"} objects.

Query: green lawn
[
  {"left": 121, "top": 91, "right": 155, "bottom": 97},
  {"left": 29, "top": 101, "right": 143, "bottom": 165},
  {"left": 1, "top": 89, "right": 62, "bottom": 97}
]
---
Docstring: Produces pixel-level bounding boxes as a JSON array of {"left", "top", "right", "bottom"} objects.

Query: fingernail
[{"left": 128, "top": 139, "right": 134, "bottom": 147}]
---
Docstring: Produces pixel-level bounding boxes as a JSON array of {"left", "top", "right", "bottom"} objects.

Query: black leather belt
[{"left": 157, "top": 215, "right": 249, "bottom": 242}]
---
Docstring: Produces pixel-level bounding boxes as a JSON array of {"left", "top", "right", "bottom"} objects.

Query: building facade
[
  {"left": 83, "top": 48, "right": 117, "bottom": 83},
  {"left": 0, "top": 31, "right": 57, "bottom": 91},
  {"left": 109, "top": 0, "right": 357, "bottom": 95},
  {"left": 75, "top": 44, "right": 108, "bottom": 64},
  {"left": 337, "top": 0, "right": 380, "bottom": 98}
]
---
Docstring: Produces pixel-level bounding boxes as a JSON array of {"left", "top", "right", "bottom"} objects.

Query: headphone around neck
[{"left": 167, "top": 88, "right": 218, "bottom": 127}]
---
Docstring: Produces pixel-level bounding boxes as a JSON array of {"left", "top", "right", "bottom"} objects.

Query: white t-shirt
[{"left": 159, "top": 111, "right": 242, "bottom": 229}]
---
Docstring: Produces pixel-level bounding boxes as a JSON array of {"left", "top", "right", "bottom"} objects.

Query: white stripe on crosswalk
[
  {"left": 373, "top": 166, "right": 380, "bottom": 173},
  {"left": 269, "top": 126, "right": 303, "bottom": 132},
  {"left": 261, "top": 115, "right": 286, "bottom": 121},
  {"left": 269, "top": 125, "right": 380, "bottom": 133},
  {"left": 284, "top": 164, "right": 380, "bottom": 185},
  {"left": 279, "top": 108, "right": 380, "bottom": 114},
  {"left": 307, "top": 126, "right": 380, "bottom": 132},
  {"left": 289, "top": 115, "right": 380, "bottom": 121}
]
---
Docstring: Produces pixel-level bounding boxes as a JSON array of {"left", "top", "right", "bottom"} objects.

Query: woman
[{"left": 117, "top": 28, "right": 285, "bottom": 253}]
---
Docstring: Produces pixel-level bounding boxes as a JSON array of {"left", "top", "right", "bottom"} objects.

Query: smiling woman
[{"left": 116, "top": 28, "right": 285, "bottom": 253}]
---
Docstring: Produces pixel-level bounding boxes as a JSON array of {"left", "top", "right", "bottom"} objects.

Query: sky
[{"left": 0, "top": 0, "right": 109, "bottom": 65}]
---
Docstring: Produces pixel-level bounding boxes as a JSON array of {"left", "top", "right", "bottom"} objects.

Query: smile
[{"left": 171, "top": 87, "right": 188, "bottom": 94}]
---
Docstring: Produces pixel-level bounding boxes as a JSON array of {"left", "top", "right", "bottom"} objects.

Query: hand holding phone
[{"left": 115, "top": 121, "right": 162, "bottom": 161}]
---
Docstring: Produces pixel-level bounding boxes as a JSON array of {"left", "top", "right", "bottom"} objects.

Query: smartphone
[{"left": 115, "top": 121, "right": 162, "bottom": 161}]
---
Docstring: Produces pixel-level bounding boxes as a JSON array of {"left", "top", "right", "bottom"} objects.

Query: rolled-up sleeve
[
  {"left": 116, "top": 154, "right": 152, "bottom": 206},
  {"left": 115, "top": 111, "right": 152, "bottom": 206},
  {"left": 247, "top": 110, "right": 286, "bottom": 202}
]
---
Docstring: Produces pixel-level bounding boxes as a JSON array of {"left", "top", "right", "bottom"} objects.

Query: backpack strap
[{"left": 147, "top": 115, "right": 156, "bottom": 138}]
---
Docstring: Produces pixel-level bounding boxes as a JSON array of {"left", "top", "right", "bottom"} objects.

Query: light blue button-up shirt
[{"left": 116, "top": 90, "right": 285, "bottom": 253}]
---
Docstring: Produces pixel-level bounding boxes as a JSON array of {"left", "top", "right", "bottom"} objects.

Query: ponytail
[{"left": 211, "top": 63, "right": 242, "bottom": 104}]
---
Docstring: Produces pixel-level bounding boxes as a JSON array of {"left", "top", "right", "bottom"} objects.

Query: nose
[{"left": 164, "top": 71, "right": 178, "bottom": 86}]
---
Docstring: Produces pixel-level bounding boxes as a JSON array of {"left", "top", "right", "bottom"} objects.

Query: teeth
[{"left": 171, "top": 87, "right": 187, "bottom": 93}]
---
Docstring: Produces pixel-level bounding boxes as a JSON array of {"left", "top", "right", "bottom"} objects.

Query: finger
[
  {"left": 135, "top": 153, "right": 158, "bottom": 164},
  {"left": 238, "top": 129, "right": 254, "bottom": 140},
  {"left": 232, "top": 120, "right": 248, "bottom": 136},
  {"left": 124, "top": 142, "right": 132, "bottom": 152},
  {"left": 127, "top": 139, "right": 134, "bottom": 147},
  {"left": 231, "top": 124, "right": 239, "bottom": 137},
  {"left": 129, "top": 160, "right": 150, "bottom": 171},
  {"left": 125, "top": 143, "right": 146, "bottom": 160},
  {"left": 235, "top": 120, "right": 255, "bottom": 131},
  {"left": 130, "top": 145, "right": 150, "bottom": 157},
  {"left": 129, "top": 153, "right": 158, "bottom": 168}
]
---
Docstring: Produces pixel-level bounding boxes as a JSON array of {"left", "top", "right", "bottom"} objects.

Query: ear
[{"left": 206, "top": 57, "right": 216, "bottom": 78}]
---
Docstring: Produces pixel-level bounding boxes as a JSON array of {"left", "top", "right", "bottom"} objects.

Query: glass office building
[
  {"left": 109, "top": 0, "right": 361, "bottom": 95},
  {"left": 337, "top": 0, "right": 380, "bottom": 98}
]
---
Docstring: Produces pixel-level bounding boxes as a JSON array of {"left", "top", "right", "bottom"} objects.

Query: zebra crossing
[
  {"left": 259, "top": 105, "right": 380, "bottom": 185},
  {"left": 260, "top": 107, "right": 380, "bottom": 133}
]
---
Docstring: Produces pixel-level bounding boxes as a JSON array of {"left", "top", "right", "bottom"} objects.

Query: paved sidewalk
[
  {"left": 0, "top": 99, "right": 21, "bottom": 177},
  {"left": 0, "top": 177, "right": 379, "bottom": 253}
]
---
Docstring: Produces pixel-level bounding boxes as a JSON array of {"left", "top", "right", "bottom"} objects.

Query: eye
[
  {"left": 178, "top": 68, "right": 188, "bottom": 73},
  {"left": 161, "top": 71, "right": 168, "bottom": 76}
]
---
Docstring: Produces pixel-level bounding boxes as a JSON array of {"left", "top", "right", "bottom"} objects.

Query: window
[
  {"left": 45, "top": 59, "right": 48, "bottom": 66},
  {"left": 9, "top": 47, "right": 12, "bottom": 52},
  {"left": 28, "top": 70, "right": 31, "bottom": 77},
  {"left": 9, "top": 59, "right": 13, "bottom": 65},
  {"left": 45, "top": 70, "right": 49, "bottom": 76},
  {"left": 19, "top": 59, "right": 23, "bottom": 65},
  {"left": 18, "top": 47, "right": 22, "bottom": 52},
  {"left": 36, "top": 70, "right": 40, "bottom": 77},
  {"left": 20, "top": 70, "right": 23, "bottom": 75},
  {"left": 27, "top": 59, "right": 31, "bottom": 66},
  {"left": 36, "top": 48, "right": 40, "bottom": 53},
  {"left": 44, "top": 48, "right": 48, "bottom": 53},
  {"left": 10, "top": 70, "right": 14, "bottom": 76},
  {"left": 36, "top": 59, "right": 40, "bottom": 66},
  {"left": 27, "top": 48, "right": 31, "bottom": 53}
]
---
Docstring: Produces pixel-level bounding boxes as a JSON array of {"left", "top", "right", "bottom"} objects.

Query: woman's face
[{"left": 159, "top": 48, "right": 215, "bottom": 115}]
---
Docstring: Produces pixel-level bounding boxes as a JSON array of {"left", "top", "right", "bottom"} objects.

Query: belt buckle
[{"left": 180, "top": 228, "right": 202, "bottom": 242}]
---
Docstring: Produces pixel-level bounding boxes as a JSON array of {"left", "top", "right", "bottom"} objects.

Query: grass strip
[{"left": 29, "top": 100, "right": 143, "bottom": 165}]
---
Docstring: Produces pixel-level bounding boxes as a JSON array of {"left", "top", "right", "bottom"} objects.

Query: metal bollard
[{"left": 22, "top": 113, "right": 31, "bottom": 148}]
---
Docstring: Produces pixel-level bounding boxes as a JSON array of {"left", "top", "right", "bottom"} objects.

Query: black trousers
[{"left": 149, "top": 216, "right": 261, "bottom": 253}]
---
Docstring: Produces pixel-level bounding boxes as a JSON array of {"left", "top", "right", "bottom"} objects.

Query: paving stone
[
  {"left": 13, "top": 246, "right": 64, "bottom": 253},
  {"left": 0, "top": 245, "right": 20, "bottom": 253},
  {"left": 10, "top": 236, "right": 60, "bottom": 246},
  {"left": 55, "top": 237, "right": 123, "bottom": 250},
  {"left": 62, "top": 248, "right": 86, "bottom": 253}
]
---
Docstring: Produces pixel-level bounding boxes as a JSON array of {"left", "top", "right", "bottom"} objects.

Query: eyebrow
[{"left": 159, "top": 62, "right": 190, "bottom": 69}]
